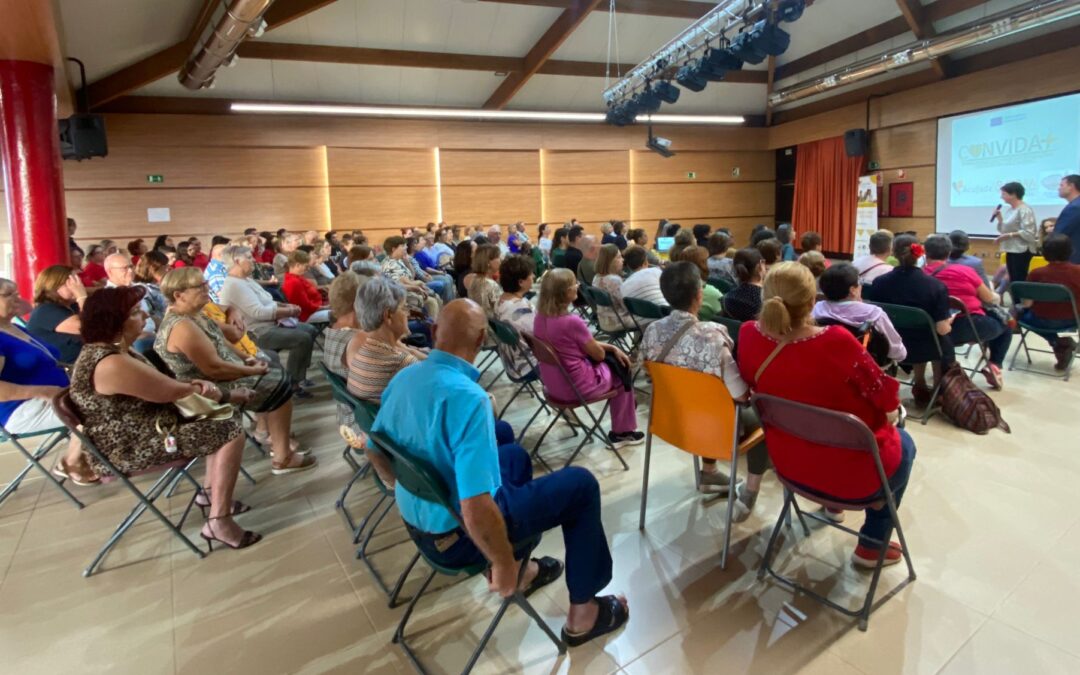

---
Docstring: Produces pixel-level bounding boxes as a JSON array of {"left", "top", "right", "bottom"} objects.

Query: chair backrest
[
  {"left": 713, "top": 316, "right": 743, "bottom": 346},
  {"left": 319, "top": 362, "right": 380, "bottom": 432},
  {"left": 867, "top": 300, "right": 942, "bottom": 359},
  {"left": 644, "top": 361, "right": 739, "bottom": 460},
  {"left": 52, "top": 389, "right": 83, "bottom": 430},
  {"left": 366, "top": 430, "right": 464, "bottom": 530},
  {"left": 752, "top": 393, "right": 878, "bottom": 454},
  {"left": 488, "top": 317, "right": 521, "bottom": 347},
  {"left": 521, "top": 332, "right": 561, "bottom": 369},
  {"left": 707, "top": 276, "right": 734, "bottom": 294},
  {"left": 588, "top": 285, "right": 616, "bottom": 308},
  {"left": 623, "top": 295, "right": 670, "bottom": 320},
  {"left": 1011, "top": 281, "right": 1080, "bottom": 323}
]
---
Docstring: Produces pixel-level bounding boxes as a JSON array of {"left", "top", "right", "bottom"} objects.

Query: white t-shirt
[
  {"left": 621, "top": 267, "right": 668, "bottom": 307},
  {"left": 852, "top": 254, "right": 892, "bottom": 285}
]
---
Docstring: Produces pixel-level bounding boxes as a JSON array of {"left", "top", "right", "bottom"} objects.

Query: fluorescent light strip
[{"left": 229, "top": 102, "right": 744, "bottom": 125}]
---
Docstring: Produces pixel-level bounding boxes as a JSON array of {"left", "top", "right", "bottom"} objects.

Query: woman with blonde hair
[
  {"left": 533, "top": 269, "right": 643, "bottom": 448},
  {"left": 736, "top": 262, "right": 916, "bottom": 569},
  {"left": 466, "top": 243, "right": 503, "bottom": 318}
]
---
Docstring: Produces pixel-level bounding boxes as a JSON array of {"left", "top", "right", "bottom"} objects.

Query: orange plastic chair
[{"left": 639, "top": 361, "right": 765, "bottom": 569}]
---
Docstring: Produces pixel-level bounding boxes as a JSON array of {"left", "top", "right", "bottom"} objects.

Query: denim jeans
[
  {"left": 858, "top": 428, "right": 916, "bottom": 549},
  {"left": 407, "top": 443, "right": 612, "bottom": 605},
  {"left": 1021, "top": 309, "right": 1077, "bottom": 346},
  {"left": 950, "top": 312, "right": 1012, "bottom": 366}
]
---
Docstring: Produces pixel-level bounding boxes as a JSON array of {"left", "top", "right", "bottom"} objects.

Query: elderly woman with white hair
[{"left": 218, "top": 245, "right": 317, "bottom": 396}]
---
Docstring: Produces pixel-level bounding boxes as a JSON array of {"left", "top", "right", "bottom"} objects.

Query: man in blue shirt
[
  {"left": 373, "top": 300, "right": 628, "bottom": 647},
  {"left": 1054, "top": 175, "right": 1080, "bottom": 264}
]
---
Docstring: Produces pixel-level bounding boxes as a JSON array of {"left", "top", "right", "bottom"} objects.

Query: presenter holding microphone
[{"left": 994, "top": 181, "right": 1038, "bottom": 284}]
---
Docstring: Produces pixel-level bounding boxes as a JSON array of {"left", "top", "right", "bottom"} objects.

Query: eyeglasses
[
  {"left": 108, "top": 265, "right": 134, "bottom": 271},
  {"left": 0, "top": 289, "right": 17, "bottom": 299}
]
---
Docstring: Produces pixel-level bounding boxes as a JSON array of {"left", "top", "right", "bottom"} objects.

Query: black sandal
[
  {"left": 194, "top": 490, "right": 251, "bottom": 518},
  {"left": 523, "top": 557, "right": 564, "bottom": 598},
  {"left": 200, "top": 517, "right": 262, "bottom": 551},
  {"left": 561, "top": 595, "right": 629, "bottom": 648}
]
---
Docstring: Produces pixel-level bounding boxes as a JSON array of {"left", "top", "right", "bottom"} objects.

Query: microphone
[{"left": 989, "top": 204, "right": 1001, "bottom": 222}]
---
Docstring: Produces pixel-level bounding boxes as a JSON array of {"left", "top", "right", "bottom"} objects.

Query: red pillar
[{"left": 0, "top": 59, "right": 67, "bottom": 295}]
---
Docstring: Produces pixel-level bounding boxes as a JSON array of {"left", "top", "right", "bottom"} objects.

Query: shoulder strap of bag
[
  {"left": 655, "top": 318, "right": 696, "bottom": 363},
  {"left": 754, "top": 339, "right": 787, "bottom": 383},
  {"left": 859, "top": 261, "right": 887, "bottom": 278}
]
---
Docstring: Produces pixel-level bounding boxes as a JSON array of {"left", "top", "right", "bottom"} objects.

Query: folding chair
[
  {"left": 708, "top": 276, "right": 735, "bottom": 294},
  {"left": 320, "top": 364, "right": 418, "bottom": 607},
  {"left": 639, "top": 362, "right": 764, "bottom": 569},
  {"left": 487, "top": 318, "right": 551, "bottom": 442},
  {"left": 751, "top": 393, "right": 916, "bottom": 631},
  {"left": 51, "top": 390, "right": 206, "bottom": 576},
  {"left": 367, "top": 430, "right": 566, "bottom": 675},
  {"left": 580, "top": 285, "right": 637, "bottom": 352},
  {"left": 867, "top": 301, "right": 945, "bottom": 424},
  {"left": 0, "top": 422, "right": 83, "bottom": 510},
  {"left": 712, "top": 316, "right": 744, "bottom": 353},
  {"left": 622, "top": 296, "right": 672, "bottom": 335},
  {"left": 1009, "top": 281, "right": 1080, "bottom": 381},
  {"left": 522, "top": 333, "right": 629, "bottom": 472},
  {"left": 946, "top": 296, "right": 989, "bottom": 377}
]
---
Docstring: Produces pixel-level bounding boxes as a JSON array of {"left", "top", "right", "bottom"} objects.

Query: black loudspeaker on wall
[
  {"left": 844, "top": 128, "right": 868, "bottom": 157},
  {"left": 59, "top": 114, "right": 108, "bottom": 161}
]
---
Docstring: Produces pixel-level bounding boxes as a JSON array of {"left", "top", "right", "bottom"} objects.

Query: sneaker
[
  {"left": 299, "top": 378, "right": 317, "bottom": 388},
  {"left": 607, "top": 430, "right": 644, "bottom": 449},
  {"left": 697, "top": 467, "right": 732, "bottom": 494},
  {"left": 851, "top": 542, "right": 903, "bottom": 569},
  {"left": 981, "top": 364, "right": 1004, "bottom": 391},
  {"left": 822, "top": 507, "right": 845, "bottom": 523},
  {"left": 1054, "top": 337, "right": 1077, "bottom": 371},
  {"left": 730, "top": 483, "right": 758, "bottom": 523}
]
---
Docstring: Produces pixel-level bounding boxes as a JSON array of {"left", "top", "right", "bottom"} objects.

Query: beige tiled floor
[{"left": 1, "top": 343, "right": 1078, "bottom": 675}]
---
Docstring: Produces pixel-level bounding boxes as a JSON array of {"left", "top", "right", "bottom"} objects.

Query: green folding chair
[
  {"left": 708, "top": 276, "right": 735, "bottom": 294},
  {"left": 487, "top": 318, "right": 550, "bottom": 442},
  {"left": 367, "top": 430, "right": 566, "bottom": 675},
  {"left": 578, "top": 284, "right": 634, "bottom": 350},
  {"left": 320, "top": 363, "right": 418, "bottom": 607},
  {"left": 712, "top": 315, "right": 744, "bottom": 353},
  {"left": 622, "top": 296, "right": 672, "bottom": 336},
  {"left": 946, "top": 296, "right": 989, "bottom": 377},
  {"left": 1009, "top": 282, "right": 1080, "bottom": 381},
  {"left": 867, "top": 301, "right": 945, "bottom": 425}
]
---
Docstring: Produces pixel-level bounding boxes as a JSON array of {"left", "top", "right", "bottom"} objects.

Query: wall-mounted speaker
[
  {"left": 59, "top": 114, "right": 108, "bottom": 160},
  {"left": 844, "top": 128, "right": 868, "bottom": 157}
]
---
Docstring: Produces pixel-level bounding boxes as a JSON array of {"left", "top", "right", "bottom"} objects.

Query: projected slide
[{"left": 936, "top": 92, "right": 1080, "bottom": 236}]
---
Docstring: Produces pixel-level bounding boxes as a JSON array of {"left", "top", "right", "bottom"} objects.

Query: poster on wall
[{"left": 854, "top": 174, "right": 879, "bottom": 258}]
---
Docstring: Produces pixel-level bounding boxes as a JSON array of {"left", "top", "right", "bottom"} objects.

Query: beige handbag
[{"left": 173, "top": 392, "right": 234, "bottom": 421}]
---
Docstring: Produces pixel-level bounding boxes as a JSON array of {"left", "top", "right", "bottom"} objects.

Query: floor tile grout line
[
  {"left": 0, "top": 478, "right": 47, "bottom": 594},
  {"left": 932, "top": 613, "right": 992, "bottom": 675}
]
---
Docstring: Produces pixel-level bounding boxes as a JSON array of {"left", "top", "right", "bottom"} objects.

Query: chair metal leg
[
  {"left": 353, "top": 492, "right": 389, "bottom": 546},
  {"left": 638, "top": 432, "right": 653, "bottom": 531},
  {"left": 757, "top": 490, "right": 792, "bottom": 581},
  {"left": 387, "top": 550, "right": 422, "bottom": 609},
  {"left": 513, "top": 592, "right": 567, "bottom": 653},
  {"left": 461, "top": 596, "right": 513, "bottom": 675},
  {"left": 393, "top": 566, "right": 439, "bottom": 665},
  {"left": 0, "top": 432, "right": 84, "bottom": 510},
  {"left": 790, "top": 496, "right": 811, "bottom": 537},
  {"left": 720, "top": 444, "right": 739, "bottom": 570},
  {"left": 497, "top": 381, "right": 528, "bottom": 419},
  {"left": 238, "top": 463, "right": 256, "bottom": 485}
]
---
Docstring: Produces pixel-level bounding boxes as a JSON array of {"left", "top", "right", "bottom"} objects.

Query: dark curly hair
[
  {"left": 79, "top": 286, "right": 147, "bottom": 344},
  {"left": 499, "top": 255, "right": 534, "bottom": 293}
]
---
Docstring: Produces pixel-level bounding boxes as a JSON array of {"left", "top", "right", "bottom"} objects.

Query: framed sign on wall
[{"left": 889, "top": 181, "right": 914, "bottom": 218}]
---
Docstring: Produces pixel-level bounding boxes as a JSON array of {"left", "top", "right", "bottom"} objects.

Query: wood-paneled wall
[{"left": 0, "top": 114, "right": 774, "bottom": 256}]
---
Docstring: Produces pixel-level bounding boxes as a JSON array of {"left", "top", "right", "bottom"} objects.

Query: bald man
[
  {"left": 372, "top": 299, "right": 628, "bottom": 646},
  {"left": 104, "top": 253, "right": 157, "bottom": 352}
]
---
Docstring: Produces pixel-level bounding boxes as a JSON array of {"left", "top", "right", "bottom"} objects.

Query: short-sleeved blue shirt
[
  {"left": 0, "top": 328, "right": 68, "bottom": 425},
  {"left": 372, "top": 349, "right": 501, "bottom": 534}
]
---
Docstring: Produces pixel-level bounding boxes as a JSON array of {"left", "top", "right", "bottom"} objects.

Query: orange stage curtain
[{"left": 791, "top": 136, "right": 867, "bottom": 255}]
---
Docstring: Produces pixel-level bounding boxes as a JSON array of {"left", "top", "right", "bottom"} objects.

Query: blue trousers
[
  {"left": 858, "top": 428, "right": 916, "bottom": 549},
  {"left": 426, "top": 275, "right": 455, "bottom": 304},
  {"left": 410, "top": 443, "right": 612, "bottom": 605},
  {"left": 1021, "top": 309, "right": 1076, "bottom": 346}
]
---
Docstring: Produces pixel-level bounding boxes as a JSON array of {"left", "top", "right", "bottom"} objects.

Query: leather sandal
[
  {"left": 522, "top": 557, "right": 563, "bottom": 598},
  {"left": 561, "top": 595, "right": 629, "bottom": 648},
  {"left": 271, "top": 451, "right": 318, "bottom": 475},
  {"left": 52, "top": 459, "right": 101, "bottom": 486}
]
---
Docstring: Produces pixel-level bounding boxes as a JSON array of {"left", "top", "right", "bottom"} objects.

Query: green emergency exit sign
[
  {"left": 147, "top": 174, "right": 164, "bottom": 183},
  {"left": 687, "top": 172, "right": 696, "bottom": 179}
]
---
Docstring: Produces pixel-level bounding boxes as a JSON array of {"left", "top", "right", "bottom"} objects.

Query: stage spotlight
[
  {"left": 632, "top": 87, "right": 662, "bottom": 114},
  {"left": 676, "top": 60, "right": 708, "bottom": 91},
  {"left": 731, "top": 20, "right": 791, "bottom": 63},
  {"left": 653, "top": 80, "right": 681, "bottom": 104},
  {"left": 777, "top": 0, "right": 806, "bottom": 22},
  {"left": 758, "top": 21, "right": 792, "bottom": 56},
  {"left": 703, "top": 47, "right": 744, "bottom": 80},
  {"left": 605, "top": 100, "right": 638, "bottom": 126},
  {"left": 730, "top": 29, "right": 768, "bottom": 64}
]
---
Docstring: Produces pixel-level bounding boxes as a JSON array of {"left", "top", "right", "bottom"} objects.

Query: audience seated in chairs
[
  {"left": 381, "top": 236, "right": 441, "bottom": 319},
  {"left": 673, "top": 246, "right": 723, "bottom": 321},
  {"left": 28, "top": 265, "right": 86, "bottom": 365},
  {"left": 723, "top": 248, "right": 766, "bottom": 322},
  {"left": 154, "top": 268, "right": 316, "bottom": 476},
  {"left": 592, "top": 245, "right": 634, "bottom": 333},
  {"left": 620, "top": 246, "right": 667, "bottom": 311},
  {"left": 466, "top": 244, "right": 503, "bottom": 319},
  {"left": 72, "top": 286, "right": 259, "bottom": 550},
  {"left": 576, "top": 235, "right": 600, "bottom": 285},
  {"left": 532, "top": 269, "right": 643, "bottom": 449},
  {"left": 863, "top": 235, "right": 955, "bottom": 407},
  {"left": 0, "top": 277, "right": 97, "bottom": 485},
  {"left": 756, "top": 238, "right": 783, "bottom": 274},
  {"left": 372, "top": 299, "right": 629, "bottom": 646},
  {"left": 776, "top": 223, "right": 798, "bottom": 262},
  {"left": 1022, "top": 233, "right": 1080, "bottom": 370},
  {"left": 798, "top": 250, "right": 827, "bottom": 282},
  {"left": 105, "top": 253, "right": 160, "bottom": 353},
  {"left": 737, "top": 262, "right": 917, "bottom": 568},
  {"left": 494, "top": 255, "right": 539, "bottom": 379},
  {"left": 922, "top": 234, "right": 1011, "bottom": 389},
  {"left": 405, "top": 236, "right": 454, "bottom": 304},
  {"left": 218, "top": 245, "right": 317, "bottom": 398},
  {"left": 812, "top": 263, "right": 907, "bottom": 363},
  {"left": 640, "top": 262, "right": 768, "bottom": 516},
  {"left": 281, "top": 250, "right": 331, "bottom": 325},
  {"left": 852, "top": 230, "right": 895, "bottom": 285}
]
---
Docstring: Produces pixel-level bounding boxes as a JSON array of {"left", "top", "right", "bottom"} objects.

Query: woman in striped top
[{"left": 347, "top": 276, "right": 427, "bottom": 403}]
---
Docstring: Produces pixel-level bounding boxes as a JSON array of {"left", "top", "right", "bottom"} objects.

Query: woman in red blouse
[
  {"left": 281, "top": 250, "right": 330, "bottom": 324},
  {"left": 737, "top": 262, "right": 916, "bottom": 569}
]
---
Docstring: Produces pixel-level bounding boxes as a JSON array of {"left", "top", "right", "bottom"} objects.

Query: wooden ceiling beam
[
  {"left": 483, "top": 0, "right": 604, "bottom": 109},
  {"left": 775, "top": 0, "right": 983, "bottom": 81},
  {"left": 895, "top": 0, "right": 948, "bottom": 78},
  {"left": 477, "top": 0, "right": 716, "bottom": 20},
  {"left": 235, "top": 41, "right": 769, "bottom": 81},
  {"left": 85, "top": 0, "right": 341, "bottom": 110}
]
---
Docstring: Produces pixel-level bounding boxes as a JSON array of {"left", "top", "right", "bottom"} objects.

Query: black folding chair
[
  {"left": 51, "top": 390, "right": 205, "bottom": 576},
  {"left": 367, "top": 430, "right": 566, "bottom": 675},
  {"left": 1009, "top": 281, "right": 1080, "bottom": 381},
  {"left": 867, "top": 301, "right": 945, "bottom": 424},
  {"left": 752, "top": 393, "right": 916, "bottom": 631},
  {"left": 579, "top": 284, "right": 636, "bottom": 352},
  {"left": 487, "top": 318, "right": 550, "bottom": 442},
  {"left": 0, "top": 422, "right": 83, "bottom": 510},
  {"left": 712, "top": 315, "right": 744, "bottom": 356},
  {"left": 622, "top": 296, "right": 672, "bottom": 335},
  {"left": 523, "top": 333, "right": 629, "bottom": 472},
  {"left": 321, "top": 364, "right": 418, "bottom": 608},
  {"left": 946, "top": 296, "right": 989, "bottom": 377}
]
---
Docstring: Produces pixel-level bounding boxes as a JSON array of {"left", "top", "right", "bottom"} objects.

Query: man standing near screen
[{"left": 1054, "top": 175, "right": 1080, "bottom": 264}]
